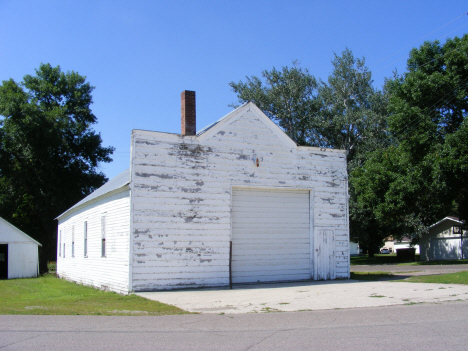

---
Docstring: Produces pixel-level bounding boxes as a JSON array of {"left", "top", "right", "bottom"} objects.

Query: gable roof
[
  {"left": 0, "top": 217, "right": 42, "bottom": 246},
  {"left": 196, "top": 102, "right": 297, "bottom": 148},
  {"left": 56, "top": 169, "right": 130, "bottom": 220},
  {"left": 428, "top": 216, "right": 464, "bottom": 229}
]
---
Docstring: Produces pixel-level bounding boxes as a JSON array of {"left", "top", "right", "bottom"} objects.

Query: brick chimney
[{"left": 181, "top": 90, "right": 196, "bottom": 136}]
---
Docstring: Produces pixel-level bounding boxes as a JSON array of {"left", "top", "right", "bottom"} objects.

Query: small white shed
[
  {"left": 420, "top": 216, "right": 467, "bottom": 261},
  {"left": 0, "top": 217, "right": 41, "bottom": 279}
]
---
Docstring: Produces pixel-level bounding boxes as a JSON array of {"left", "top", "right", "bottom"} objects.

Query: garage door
[{"left": 231, "top": 188, "right": 311, "bottom": 284}]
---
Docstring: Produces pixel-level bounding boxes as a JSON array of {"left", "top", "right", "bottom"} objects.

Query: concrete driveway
[{"left": 136, "top": 277, "right": 468, "bottom": 314}]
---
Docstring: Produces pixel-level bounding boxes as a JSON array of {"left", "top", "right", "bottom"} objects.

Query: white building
[
  {"left": 420, "top": 216, "right": 467, "bottom": 261},
  {"left": 0, "top": 217, "right": 41, "bottom": 279},
  {"left": 56, "top": 92, "right": 350, "bottom": 294}
]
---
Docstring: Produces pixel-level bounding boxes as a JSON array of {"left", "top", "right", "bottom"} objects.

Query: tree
[
  {"left": 229, "top": 51, "right": 389, "bottom": 167},
  {"left": 349, "top": 34, "right": 468, "bottom": 252},
  {"left": 319, "top": 48, "right": 389, "bottom": 168},
  {"left": 229, "top": 61, "right": 322, "bottom": 146},
  {"left": 0, "top": 63, "right": 114, "bottom": 270}
]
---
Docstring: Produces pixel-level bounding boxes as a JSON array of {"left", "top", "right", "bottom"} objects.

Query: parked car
[{"left": 380, "top": 248, "right": 390, "bottom": 254}]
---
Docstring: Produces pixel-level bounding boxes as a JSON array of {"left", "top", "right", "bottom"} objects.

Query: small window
[
  {"left": 84, "top": 221, "right": 88, "bottom": 257},
  {"left": 63, "top": 243, "right": 66, "bottom": 258},
  {"left": 72, "top": 225, "right": 75, "bottom": 257},
  {"left": 59, "top": 230, "right": 62, "bottom": 257},
  {"left": 101, "top": 215, "right": 106, "bottom": 257}
]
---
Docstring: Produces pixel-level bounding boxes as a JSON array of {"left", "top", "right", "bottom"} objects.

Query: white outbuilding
[
  {"left": 56, "top": 91, "right": 350, "bottom": 294},
  {"left": 420, "top": 216, "right": 467, "bottom": 261},
  {"left": 0, "top": 217, "right": 41, "bottom": 279}
]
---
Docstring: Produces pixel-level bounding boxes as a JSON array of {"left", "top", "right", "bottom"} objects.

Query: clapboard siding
[
  {"left": 56, "top": 188, "right": 131, "bottom": 294},
  {"left": 130, "top": 103, "right": 349, "bottom": 290}
]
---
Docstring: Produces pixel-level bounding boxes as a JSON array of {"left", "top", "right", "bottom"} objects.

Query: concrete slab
[{"left": 136, "top": 279, "right": 468, "bottom": 314}]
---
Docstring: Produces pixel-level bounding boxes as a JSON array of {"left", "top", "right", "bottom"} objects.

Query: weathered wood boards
[
  {"left": 56, "top": 102, "right": 349, "bottom": 294},
  {"left": 130, "top": 103, "right": 349, "bottom": 291}
]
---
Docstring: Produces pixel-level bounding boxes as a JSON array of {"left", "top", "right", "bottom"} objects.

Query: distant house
[
  {"left": 381, "top": 237, "right": 419, "bottom": 254},
  {"left": 56, "top": 91, "right": 350, "bottom": 294},
  {"left": 420, "top": 216, "right": 467, "bottom": 261},
  {"left": 0, "top": 217, "right": 41, "bottom": 279}
]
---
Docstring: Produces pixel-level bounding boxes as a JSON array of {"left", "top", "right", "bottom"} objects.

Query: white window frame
[
  {"left": 71, "top": 225, "right": 75, "bottom": 257},
  {"left": 101, "top": 215, "right": 106, "bottom": 258},
  {"left": 84, "top": 221, "right": 88, "bottom": 257}
]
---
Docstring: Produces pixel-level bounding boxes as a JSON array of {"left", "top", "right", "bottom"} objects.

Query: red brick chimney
[{"left": 181, "top": 90, "right": 196, "bottom": 136}]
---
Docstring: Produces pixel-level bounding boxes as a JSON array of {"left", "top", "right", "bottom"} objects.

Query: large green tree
[
  {"left": 0, "top": 63, "right": 114, "bottom": 270},
  {"left": 350, "top": 34, "right": 468, "bottom": 253},
  {"left": 229, "top": 51, "right": 388, "bottom": 167},
  {"left": 229, "top": 61, "right": 322, "bottom": 146},
  {"left": 319, "top": 48, "right": 388, "bottom": 168}
]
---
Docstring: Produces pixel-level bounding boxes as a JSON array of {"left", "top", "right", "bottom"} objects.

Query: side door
[{"left": 0, "top": 244, "right": 8, "bottom": 279}]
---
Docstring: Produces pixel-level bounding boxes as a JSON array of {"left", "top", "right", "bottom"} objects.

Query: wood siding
[
  {"left": 130, "top": 104, "right": 349, "bottom": 291},
  {"left": 56, "top": 188, "right": 131, "bottom": 294}
]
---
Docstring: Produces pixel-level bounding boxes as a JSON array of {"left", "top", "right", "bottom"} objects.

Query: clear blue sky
[{"left": 1, "top": 1, "right": 467, "bottom": 179}]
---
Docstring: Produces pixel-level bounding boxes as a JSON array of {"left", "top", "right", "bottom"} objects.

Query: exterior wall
[
  {"left": 130, "top": 106, "right": 349, "bottom": 291},
  {"left": 394, "top": 243, "right": 420, "bottom": 254},
  {"left": 7, "top": 243, "right": 39, "bottom": 279},
  {"left": 57, "top": 188, "right": 131, "bottom": 294},
  {"left": 420, "top": 220, "right": 467, "bottom": 261},
  {"left": 383, "top": 241, "right": 395, "bottom": 253},
  {"left": 350, "top": 242, "right": 360, "bottom": 256}
]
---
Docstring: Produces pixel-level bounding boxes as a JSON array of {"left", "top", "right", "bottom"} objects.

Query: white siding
[
  {"left": 7, "top": 243, "right": 39, "bottom": 279},
  {"left": 421, "top": 219, "right": 467, "bottom": 261},
  {"left": 57, "top": 188, "right": 131, "bottom": 294},
  {"left": 130, "top": 104, "right": 349, "bottom": 291}
]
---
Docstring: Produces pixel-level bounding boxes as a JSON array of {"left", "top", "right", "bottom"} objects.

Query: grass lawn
[
  {"left": 351, "top": 254, "right": 405, "bottom": 265},
  {"left": 0, "top": 274, "right": 189, "bottom": 316},
  {"left": 403, "top": 271, "right": 468, "bottom": 285},
  {"left": 351, "top": 254, "right": 468, "bottom": 266}
]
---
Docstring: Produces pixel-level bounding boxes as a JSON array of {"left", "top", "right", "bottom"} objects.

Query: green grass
[
  {"left": 402, "top": 271, "right": 468, "bottom": 285},
  {"left": 0, "top": 274, "right": 189, "bottom": 316},
  {"left": 350, "top": 271, "right": 394, "bottom": 281},
  {"left": 403, "top": 259, "right": 468, "bottom": 266},
  {"left": 351, "top": 254, "right": 419, "bottom": 265},
  {"left": 351, "top": 254, "right": 468, "bottom": 266}
]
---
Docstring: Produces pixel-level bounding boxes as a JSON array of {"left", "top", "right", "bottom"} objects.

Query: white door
[
  {"left": 314, "top": 229, "right": 335, "bottom": 280},
  {"left": 231, "top": 188, "right": 311, "bottom": 284}
]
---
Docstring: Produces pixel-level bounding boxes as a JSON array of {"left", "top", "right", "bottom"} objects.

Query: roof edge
[
  {"left": 0, "top": 217, "right": 42, "bottom": 246},
  {"left": 428, "top": 216, "right": 464, "bottom": 229},
  {"left": 56, "top": 184, "right": 130, "bottom": 221}
]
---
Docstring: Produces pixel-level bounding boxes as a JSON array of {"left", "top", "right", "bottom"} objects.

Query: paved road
[
  {"left": 1, "top": 301, "right": 468, "bottom": 350},
  {"left": 351, "top": 263, "right": 468, "bottom": 276}
]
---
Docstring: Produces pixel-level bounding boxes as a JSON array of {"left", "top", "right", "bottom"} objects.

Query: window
[
  {"left": 72, "top": 225, "right": 75, "bottom": 257},
  {"left": 63, "top": 243, "right": 66, "bottom": 258},
  {"left": 84, "top": 221, "right": 88, "bottom": 257},
  {"left": 59, "top": 230, "right": 62, "bottom": 257},
  {"left": 101, "top": 215, "right": 106, "bottom": 257}
]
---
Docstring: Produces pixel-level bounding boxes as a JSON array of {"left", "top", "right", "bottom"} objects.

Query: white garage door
[{"left": 231, "top": 188, "right": 311, "bottom": 284}]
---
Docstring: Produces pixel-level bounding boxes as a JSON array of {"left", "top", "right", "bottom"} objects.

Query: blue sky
[{"left": 1, "top": 1, "right": 467, "bottom": 179}]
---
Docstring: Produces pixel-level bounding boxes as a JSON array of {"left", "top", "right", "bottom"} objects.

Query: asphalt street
[{"left": 1, "top": 301, "right": 468, "bottom": 350}]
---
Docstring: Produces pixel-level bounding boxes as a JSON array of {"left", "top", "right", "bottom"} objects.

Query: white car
[{"left": 380, "top": 249, "right": 390, "bottom": 254}]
